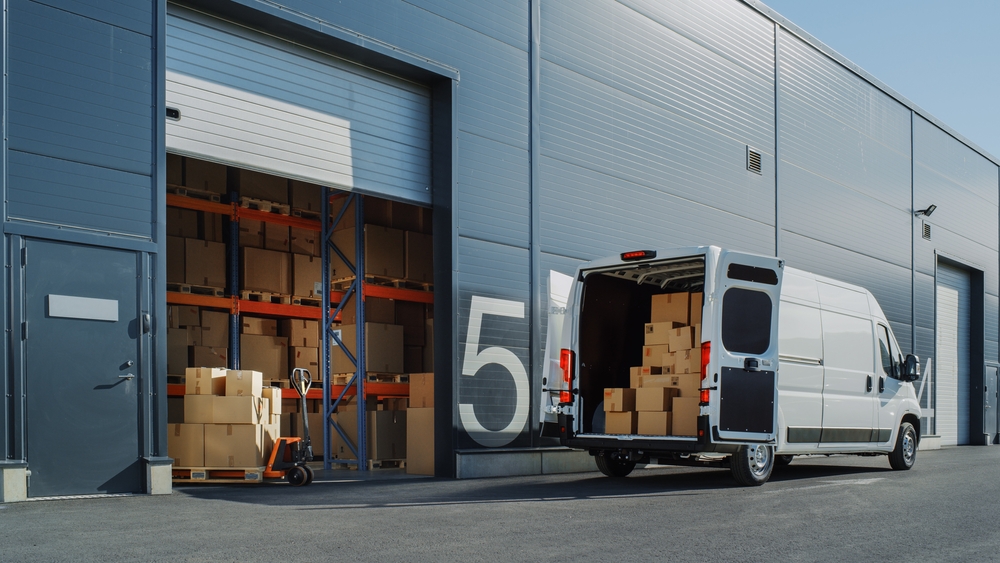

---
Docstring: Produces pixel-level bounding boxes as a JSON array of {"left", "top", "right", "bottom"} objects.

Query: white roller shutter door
[
  {"left": 165, "top": 5, "right": 432, "bottom": 205},
  {"left": 936, "top": 262, "right": 971, "bottom": 446}
]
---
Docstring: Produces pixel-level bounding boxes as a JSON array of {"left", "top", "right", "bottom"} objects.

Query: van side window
[
  {"left": 721, "top": 288, "right": 772, "bottom": 354},
  {"left": 877, "top": 325, "right": 896, "bottom": 378}
]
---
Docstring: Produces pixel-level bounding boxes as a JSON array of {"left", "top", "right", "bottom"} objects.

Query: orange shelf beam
[
  {"left": 166, "top": 383, "right": 408, "bottom": 398},
  {"left": 166, "top": 292, "right": 236, "bottom": 312},
  {"left": 238, "top": 207, "right": 321, "bottom": 232},
  {"left": 166, "top": 193, "right": 234, "bottom": 216},
  {"left": 239, "top": 300, "right": 323, "bottom": 319},
  {"left": 363, "top": 283, "right": 434, "bottom": 304}
]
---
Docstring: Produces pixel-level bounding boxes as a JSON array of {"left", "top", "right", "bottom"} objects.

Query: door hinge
[
  {"left": 20, "top": 247, "right": 26, "bottom": 266},
  {"left": 21, "top": 321, "right": 27, "bottom": 340}
]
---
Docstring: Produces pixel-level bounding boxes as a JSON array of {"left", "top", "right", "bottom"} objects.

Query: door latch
[
  {"left": 866, "top": 375, "right": 873, "bottom": 392},
  {"left": 744, "top": 358, "right": 760, "bottom": 372},
  {"left": 119, "top": 373, "right": 135, "bottom": 380}
]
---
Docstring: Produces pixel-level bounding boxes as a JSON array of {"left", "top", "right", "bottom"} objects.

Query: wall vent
[
  {"left": 922, "top": 221, "right": 931, "bottom": 240},
  {"left": 747, "top": 146, "right": 762, "bottom": 174}
]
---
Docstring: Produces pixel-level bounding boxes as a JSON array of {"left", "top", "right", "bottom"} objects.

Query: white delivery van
[{"left": 539, "top": 246, "right": 921, "bottom": 486}]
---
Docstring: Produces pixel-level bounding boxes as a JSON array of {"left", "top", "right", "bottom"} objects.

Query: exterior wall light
[{"left": 914, "top": 204, "right": 937, "bottom": 217}]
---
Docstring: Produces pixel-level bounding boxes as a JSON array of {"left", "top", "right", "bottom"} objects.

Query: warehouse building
[{"left": 0, "top": 0, "right": 997, "bottom": 500}]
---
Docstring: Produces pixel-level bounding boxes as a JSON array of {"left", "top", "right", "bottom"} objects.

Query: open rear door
[
  {"left": 711, "top": 250, "right": 784, "bottom": 443},
  {"left": 539, "top": 270, "right": 576, "bottom": 438}
]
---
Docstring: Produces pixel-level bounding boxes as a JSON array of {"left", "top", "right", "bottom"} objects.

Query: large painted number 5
[{"left": 459, "top": 296, "right": 530, "bottom": 447}]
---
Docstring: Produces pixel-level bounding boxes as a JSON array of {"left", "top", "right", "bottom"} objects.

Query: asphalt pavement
[{"left": 2, "top": 446, "right": 999, "bottom": 562}]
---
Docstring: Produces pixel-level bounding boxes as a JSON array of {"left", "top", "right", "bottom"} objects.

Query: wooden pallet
[
  {"left": 330, "top": 277, "right": 358, "bottom": 291},
  {"left": 264, "top": 379, "right": 290, "bottom": 389},
  {"left": 168, "top": 283, "right": 226, "bottom": 297},
  {"left": 291, "top": 295, "right": 323, "bottom": 307},
  {"left": 331, "top": 373, "right": 408, "bottom": 385},
  {"left": 166, "top": 374, "right": 185, "bottom": 385},
  {"left": 167, "top": 184, "right": 222, "bottom": 203},
  {"left": 240, "top": 290, "right": 292, "bottom": 304},
  {"left": 239, "top": 197, "right": 290, "bottom": 215},
  {"left": 365, "top": 275, "right": 432, "bottom": 292},
  {"left": 367, "top": 459, "right": 406, "bottom": 470},
  {"left": 291, "top": 208, "right": 322, "bottom": 220},
  {"left": 172, "top": 467, "right": 264, "bottom": 483}
]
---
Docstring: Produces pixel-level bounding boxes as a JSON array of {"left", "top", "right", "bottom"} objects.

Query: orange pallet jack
[{"left": 262, "top": 368, "right": 315, "bottom": 486}]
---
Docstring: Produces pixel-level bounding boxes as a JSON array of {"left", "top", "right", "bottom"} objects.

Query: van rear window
[
  {"left": 722, "top": 288, "right": 772, "bottom": 354},
  {"left": 727, "top": 263, "right": 778, "bottom": 285}
]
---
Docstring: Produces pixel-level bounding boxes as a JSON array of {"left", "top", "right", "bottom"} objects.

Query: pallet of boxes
[
  {"left": 605, "top": 292, "right": 703, "bottom": 437},
  {"left": 169, "top": 368, "right": 283, "bottom": 483}
]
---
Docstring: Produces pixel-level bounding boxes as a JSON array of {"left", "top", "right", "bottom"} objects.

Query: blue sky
[{"left": 761, "top": 0, "right": 1000, "bottom": 160}]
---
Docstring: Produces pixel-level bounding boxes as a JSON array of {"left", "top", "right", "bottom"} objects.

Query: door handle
[
  {"left": 879, "top": 376, "right": 885, "bottom": 393},
  {"left": 866, "top": 375, "right": 873, "bottom": 393},
  {"left": 119, "top": 373, "right": 135, "bottom": 380}
]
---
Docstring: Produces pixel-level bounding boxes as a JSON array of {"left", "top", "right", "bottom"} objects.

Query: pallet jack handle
[{"left": 291, "top": 368, "right": 314, "bottom": 460}]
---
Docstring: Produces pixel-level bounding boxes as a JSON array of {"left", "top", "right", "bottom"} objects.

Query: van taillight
[
  {"left": 559, "top": 349, "right": 575, "bottom": 404},
  {"left": 700, "top": 388, "right": 710, "bottom": 405},
  {"left": 621, "top": 250, "right": 656, "bottom": 261},
  {"left": 701, "top": 341, "right": 711, "bottom": 381}
]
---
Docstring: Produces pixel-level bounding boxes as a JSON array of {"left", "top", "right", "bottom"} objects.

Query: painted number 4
[{"left": 459, "top": 296, "right": 530, "bottom": 447}]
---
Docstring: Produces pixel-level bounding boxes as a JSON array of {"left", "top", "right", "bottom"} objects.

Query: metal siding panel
[
  {"left": 540, "top": 61, "right": 775, "bottom": 228},
  {"left": 987, "top": 294, "right": 999, "bottom": 357},
  {"left": 542, "top": 0, "right": 774, "bottom": 152},
  {"left": 32, "top": 0, "right": 152, "bottom": 35},
  {"left": 540, "top": 156, "right": 775, "bottom": 261},
  {"left": 456, "top": 237, "right": 532, "bottom": 448},
  {"left": 8, "top": 0, "right": 153, "bottom": 176},
  {"left": 779, "top": 165, "right": 910, "bottom": 269},
  {"left": 457, "top": 132, "right": 529, "bottom": 248},
  {"left": 914, "top": 326, "right": 935, "bottom": 416},
  {"left": 914, "top": 271, "right": 935, "bottom": 331},
  {"left": 777, "top": 30, "right": 911, "bottom": 209},
  {"left": 914, "top": 115, "right": 999, "bottom": 207},
  {"left": 7, "top": 151, "right": 153, "bottom": 238},
  {"left": 166, "top": 8, "right": 432, "bottom": 203},
  {"left": 403, "top": 0, "right": 527, "bottom": 50}
]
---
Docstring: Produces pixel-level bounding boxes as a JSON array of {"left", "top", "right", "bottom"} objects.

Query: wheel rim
[
  {"left": 748, "top": 445, "right": 770, "bottom": 476},
  {"left": 902, "top": 427, "right": 915, "bottom": 464}
]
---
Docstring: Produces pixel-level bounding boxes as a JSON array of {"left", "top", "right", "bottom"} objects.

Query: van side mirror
[{"left": 903, "top": 354, "right": 920, "bottom": 382}]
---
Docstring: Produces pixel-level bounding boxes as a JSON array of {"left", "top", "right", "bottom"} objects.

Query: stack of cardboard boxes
[
  {"left": 168, "top": 368, "right": 282, "bottom": 468},
  {"left": 166, "top": 156, "right": 227, "bottom": 290},
  {"left": 167, "top": 306, "right": 229, "bottom": 377},
  {"left": 332, "top": 298, "right": 434, "bottom": 376},
  {"left": 604, "top": 291, "right": 704, "bottom": 437},
  {"left": 407, "top": 373, "right": 434, "bottom": 475}
]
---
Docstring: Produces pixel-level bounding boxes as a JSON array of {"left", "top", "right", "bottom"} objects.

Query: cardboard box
[
  {"left": 646, "top": 372, "right": 700, "bottom": 398},
  {"left": 404, "top": 346, "right": 423, "bottom": 374},
  {"left": 644, "top": 322, "right": 682, "bottom": 346},
  {"left": 239, "top": 218, "right": 265, "bottom": 248},
  {"left": 365, "top": 198, "right": 391, "bottom": 227},
  {"left": 184, "top": 395, "right": 215, "bottom": 424},
  {"left": 406, "top": 407, "right": 434, "bottom": 475},
  {"left": 673, "top": 349, "right": 701, "bottom": 374},
  {"left": 391, "top": 201, "right": 423, "bottom": 232},
  {"left": 292, "top": 254, "right": 322, "bottom": 297},
  {"left": 167, "top": 328, "right": 188, "bottom": 374},
  {"left": 262, "top": 387, "right": 282, "bottom": 415},
  {"left": 185, "top": 157, "right": 227, "bottom": 194},
  {"left": 405, "top": 231, "right": 433, "bottom": 283},
  {"left": 603, "top": 388, "right": 636, "bottom": 412},
  {"left": 629, "top": 365, "right": 662, "bottom": 388},
  {"left": 213, "top": 396, "right": 267, "bottom": 424},
  {"left": 690, "top": 292, "right": 704, "bottom": 326},
  {"left": 204, "top": 424, "right": 266, "bottom": 467},
  {"left": 186, "top": 326, "right": 203, "bottom": 347},
  {"left": 605, "top": 411, "right": 638, "bottom": 434},
  {"left": 168, "top": 306, "right": 181, "bottom": 329},
  {"left": 167, "top": 207, "right": 199, "bottom": 238},
  {"left": 672, "top": 397, "right": 699, "bottom": 436},
  {"left": 369, "top": 410, "right": 407, "bottom": 460},
  {"left": 637, "top": 411, "right": 672, "bottom": 436},
  {"left": 200, "top": 310, "right": 229, "bottom": 348},
  {"left": 239, "top": 335, "right": 288, "bottom": 380},
  {"left": 395, "top": 301, "right": 426, "bottom": 346},
  {"left": 409, "top": 372, "right": 434, "bottom": 408},
  {"left": 642, "top": 344, "right": 670, "bottom": 367},
  {"left": 241, "top": 247, "right": 291, "bottom": 294},
  {"left": 167, "top": 153, "right": 182, "bottom": 185},
  {"left": 658, "top": 353, "right": 677, "bottom": 374},
  {"left": 290, "top": 180, "right": 322, "bottom": 212},
  {"left": 423, "top": 318, "right": 434, "bottom": 373},
  {"left": 281, "top": 319, "right": 320, "bottom": 348},
  {"left": 241, "top": 317, "right": 278, "bottom": 336},
  {"left": 332, "top": 196, "right": 357, "bottom": 231},
  {"left": 265, "top": 222, "right": 290, "bottom": 253},
  {"left": 237, "top": 168, "right": 288, "bottom": 203},
  {"left": 279, "top": 413, "right": 294, "bottom": 438},
  {"left": 328, "top": 225, "right": 405, "bottom": 279},
  {"left": 190, "top": 346, "right": 228, "bottom": 369},
  {"left": 340, "top": 296, "right": 395, "bottom": 326},
  {"left": 331, "top": 323, "right": 404, "bottom": 374},
  {"left": 668, "top": 326, "right": 697, "bottom": 352},
  {"left": 185, "top": 367, "right": 227, "bottom": 396},
  {"left": 226, "top": 369, "right": 263, "bottom": 398},
  {"left": 636, "top": 387, "right": 680, "bottom": 412},
  {"left": 167, "top": 236, "right": 185, "bottom": 283},
  {"left": 168, "top": 423, "right": 204, "bottom": 468},
  {"left": 202, "top": 212, "right": 225, "bottom": 243},
  {"left": 290, "top": 347, "right": 319, "bottom": 372},
  {"left": 185, "top": 239, "right": 226, "bottom": 288},
  {"left": 168, "top": 396, "right": 184, "bottom": 423},
  {"left": 329, "top": 228, "right": 355, "bottom": 279},
  {"left": 290, "top": 227, "right": 318, "bottom": 256},
  {"left": 178, "top": 306, "right": 200, "bottom": 327},
  {"left": 651, "top": 292, "right": 689, "bottom": 324}
]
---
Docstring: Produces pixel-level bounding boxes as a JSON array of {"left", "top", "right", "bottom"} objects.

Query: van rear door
[{"left": 711, "top": 251, "right": 784, "bottom": 443}]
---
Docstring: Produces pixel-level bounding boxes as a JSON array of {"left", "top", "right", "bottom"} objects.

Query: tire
[
  {"left": 888, "top": 421, "right": 917, "bottom": 470},
  {"left": 286, "top": 465, "right": 309, "bottom": 487},
  {"left": 303, "top": 465, "right": 315, "bottom": 486},
  {"left": 595, "top": 451, "right": 636, "bottom": 478},
  {"left": 730, "top": 444, "right": 774, "bottom": 486},
  {"left": 775, "top": 455, "right": 794, "bottom": 467}
]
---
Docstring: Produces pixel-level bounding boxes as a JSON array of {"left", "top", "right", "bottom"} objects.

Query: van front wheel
[
  {"left": 730, "top": 445, "right": 774, "bottom": 486},
  {"left": 889, "top": 422, "right": 917, "bottom": 470},
  {"left": 595, "top": 451, "right": 636, "bottom": 477}
]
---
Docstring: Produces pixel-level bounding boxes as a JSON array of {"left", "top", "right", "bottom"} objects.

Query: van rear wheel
[
  {"left": 888, "top": 422, "right": 917, "bottom": 470},
  {"left": 595, "top": 451, "right": 636, "bottom": 478},
  {"left": 730, "top": 445, "right": 774, "bottom": 486}
]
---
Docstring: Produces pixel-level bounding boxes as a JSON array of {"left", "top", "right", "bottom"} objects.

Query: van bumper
[{"left": 559, "top": 415, "right": 741, "bottom": 454}]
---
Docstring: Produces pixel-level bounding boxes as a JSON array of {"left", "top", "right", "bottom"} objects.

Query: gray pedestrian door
[{"left": 24, "top": 240, "right": 143, "bottom": 497}]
